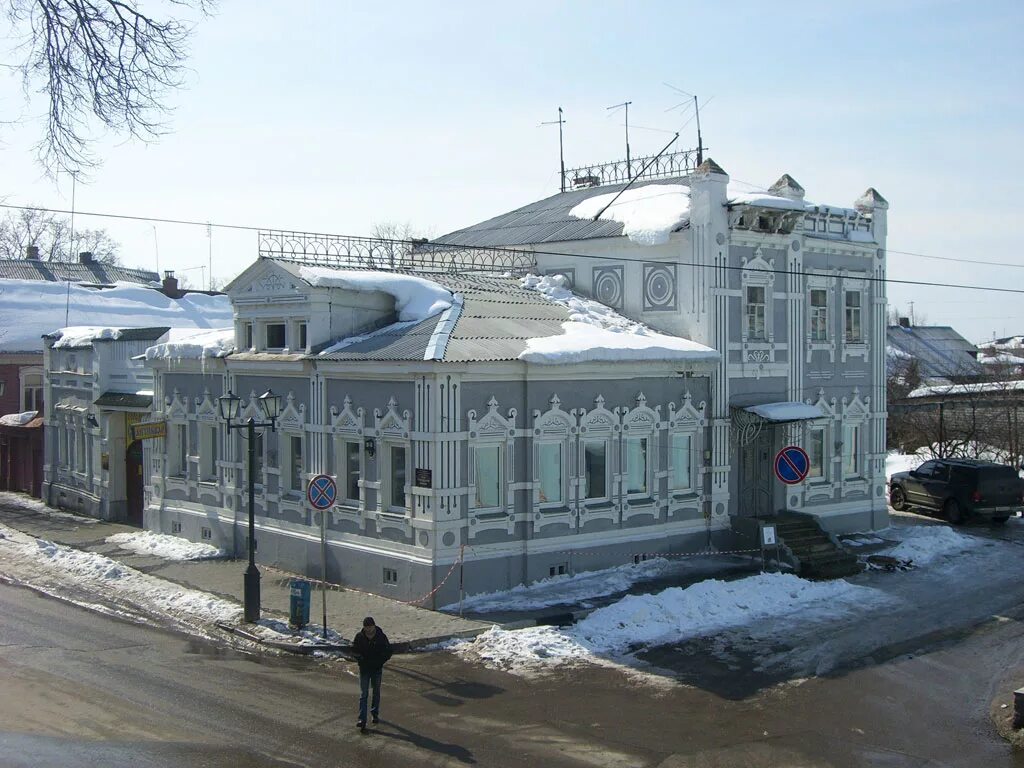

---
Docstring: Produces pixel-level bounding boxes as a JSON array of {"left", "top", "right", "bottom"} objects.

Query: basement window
[
  {"left": 549, "top": 563, "right": 568, "bottom": 577},
  {"left": 383, "top": 567, "right": 398, "bottom": 585}
]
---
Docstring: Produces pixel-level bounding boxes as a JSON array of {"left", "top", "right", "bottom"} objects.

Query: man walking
[{"left": 352, "top": 616, "right": 392, "bottom": 731}]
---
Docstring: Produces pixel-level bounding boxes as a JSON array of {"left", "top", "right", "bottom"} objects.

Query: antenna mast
[
  {"left": 541, "top": 107, "right": 567, "bottom": 192},
  {"left": 607, "top": 101, "right": 633, "bottom": 178},
  {"left": 694, "top": 96, "right": 704, "bottom": 165}
]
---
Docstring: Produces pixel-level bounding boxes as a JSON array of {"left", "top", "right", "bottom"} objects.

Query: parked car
[{"left": 889, "top": 459, "right": 1024, "bottom": 524}]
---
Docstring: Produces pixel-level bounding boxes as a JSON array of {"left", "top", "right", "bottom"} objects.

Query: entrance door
[
  {"left": 125, "top": 440, "right": 144, "bottom": 527},
  {"left": 738, "top": 428, "right": 775, "bottom": 518}
]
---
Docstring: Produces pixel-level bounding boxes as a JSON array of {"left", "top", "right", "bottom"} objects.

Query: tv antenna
[
  {"left": 607, "top": 101, "right": 633, "bottom": 179},
  {"left": 663, "top": 84, "right": 708, "bottom": 165},
  {"left": 540, "top": 107, "right": 567, "bottom": 193}
]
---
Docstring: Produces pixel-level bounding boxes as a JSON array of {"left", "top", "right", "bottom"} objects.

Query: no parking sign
[{"left": 774, "top": 445, "right": 810, "bottom": 485}]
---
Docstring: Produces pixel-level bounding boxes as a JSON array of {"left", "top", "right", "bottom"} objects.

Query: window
[
  {"left": 200, "top": 424, "right": 219, "bottom": 482},
  {"left": 76, "top": 428, "right": 86, "bottom": 472},
  {"left": 341, "top": 441, "right": 361, "bottom": 503},
  {"left": 625, "top": 437, "right": 648, "bottom": 495},
  {"left": 289, "top": 435, "right": 303, "bottom": 491},
  {"left": 244, "top": 322, "right": 253, "bottom": 350},
  {"left": 0, "top": 380, "right": 5, "bottom": 396},
  {"left": 671, "top": 434, "right": 692, "bottom": 491},
  {"left": 537, "top": 442, "right": 563, "bottom": 504},
  {"left": 549, "top": 563, "right": 568, "bottom": 577},
  {"left": 389, "top": 445, "right": 407, "bottom": 510},
  {"left": 266, "top": 323, "right": 286, "bottom": 349},
  {"left": 810, "top": 289, "right": 828, "bottom": 342},
  {"left": 745, "top": 286, "right": 766, "bottom": 340},
  {"left": 22, "top": 371, "right": 44, "bottom": 412},
  {"left": 171, "top": 521, "right": 182, "bottom": 533},
  {"left": 807, "top": 428, "right": 825, "bottom": 480},
  {"left": 474, "top": 445, "right": 501, "bottom": 508},
  {"left": 298, "top": 322, "right": 308, "bottom": 351},
  {"left": 843, "top": 424, "right": 861, "bottom": 476},
  {"left": 845, "top": 291, "right": 862, "bottom": 343},
  {"left": 583, "top": 440, "right": 607, "bottom": 500},
  {"left": 201, "top": 527, "right": 211, "bottom": 540},
  {"left": 383, "top": 567, "right": 398, "bottom": 585},
  {"left": 173, "top": 424, "right": 187, "bottom": 477}
]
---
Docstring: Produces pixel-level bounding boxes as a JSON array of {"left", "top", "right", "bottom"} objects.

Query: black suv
[{"left": 889, "top": 459, "right": 1023, "bottom": 524}]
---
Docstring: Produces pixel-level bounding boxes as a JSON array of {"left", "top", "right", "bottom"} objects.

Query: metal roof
[
  {"left": 43, "top": 326, "right": 171, "bottom": 347},
  {"left": 0, "top": 259, "right": 159, "bottom": 284},
  {"left": 94, "top": 392, "right": 154, "bottom": 408},
  {"left": 431, "top": 177, "right": 690, "bottom": 248},
  {"left": 887, "top": 325, "right": 983, "bottom": 381}
]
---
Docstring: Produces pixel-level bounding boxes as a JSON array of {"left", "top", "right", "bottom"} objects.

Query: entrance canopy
[{"left": 742, "top": 402, "right": 824, "bottom": 423}]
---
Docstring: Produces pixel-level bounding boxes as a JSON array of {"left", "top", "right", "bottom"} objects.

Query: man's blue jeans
[{"left": 358, "top": 668, "right": 382, "bottom": 724}]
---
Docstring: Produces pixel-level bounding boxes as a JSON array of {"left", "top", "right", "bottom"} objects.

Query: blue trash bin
[{"left": 289, "top": 579, "right": 311, "bottom": 629}]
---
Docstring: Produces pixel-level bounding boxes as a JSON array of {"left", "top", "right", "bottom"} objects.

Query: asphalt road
[{"left": 1, "top": 574, "right": 1023, "bottom": 768}]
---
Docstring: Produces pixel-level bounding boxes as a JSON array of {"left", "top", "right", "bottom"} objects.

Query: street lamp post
[{"left": 219, "top": 389, "right": 282, "bottom": 623}]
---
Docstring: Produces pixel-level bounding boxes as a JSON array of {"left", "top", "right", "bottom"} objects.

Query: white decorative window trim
[
  {"left": 467, "top": 397, "right": 516, "bottom": 522},
  {"left": 374, "top": 397, "right": 411, "bottom": 517},
  {"left": 330, "top": 395, "right": 365, "bottom": 436},
  {"left": 617, "top": 392, "right": 661, "bottom": 518},
  {"left": 740, "top": 248, "right": 777, "bottom": 362},
  {"left": 574, "top": 394, "right": 618, "bottom": 510},
  {"left": 841, "top": 274, "right": 870, "bottom": 362},
  {"left": 667, "top": 391, "right": 705, "bottom": 497},
  {"left": 840, "top": 389, "right": 870, "bottom": 486},
  {"left": 805, "top": 275, "right": 836, "bottom": 363},
  {"left": 532, "top": 394, "right": 573, "bottom": 515}
]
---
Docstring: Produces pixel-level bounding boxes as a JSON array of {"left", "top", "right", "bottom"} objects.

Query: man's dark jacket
[{"left": 351, "top": 628, "right": 392, "bottom": 672}]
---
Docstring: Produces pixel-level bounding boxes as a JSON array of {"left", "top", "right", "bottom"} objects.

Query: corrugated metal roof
[
  {"left": 887, "top": 325, "right": 983, "bottom": 381},
  {"left": 0, "top": 259, "right": 159, "bottom": 284},
  {"left": 431, "top": 177, "right": 690, "bottom": 248}
]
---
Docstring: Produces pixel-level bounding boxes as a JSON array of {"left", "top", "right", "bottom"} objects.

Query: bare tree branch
[
  {"left": 4, "top": 0, "right": 214, "bottom": 175},
  {"left": 0, "top": 205, "right": 120, "bottom": 262}
]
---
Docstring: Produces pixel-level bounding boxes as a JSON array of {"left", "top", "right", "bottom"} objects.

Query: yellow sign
[{"left": 131, "top": 420, "right": 167, "bottom": 441}]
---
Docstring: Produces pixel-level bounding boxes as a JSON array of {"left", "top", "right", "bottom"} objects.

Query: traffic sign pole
[{"left": 307, "top": 474, "right": 337, "bottom": 640}]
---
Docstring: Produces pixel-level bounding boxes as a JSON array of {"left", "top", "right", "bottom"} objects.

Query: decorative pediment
[
  {"left": 374, "top": 396, "right": 410, "bottom": 438},
  {"left": 618, "top": 391, "right": 661, "bottom": 433},
  {"left": 741, "top": 248, "right": 775, "bottom": 284},
  {"left": 278, "top": 391, "right": 306, "bottom": 431},
  {"left": 468, "top": 396, "right": 517, "bottom": 438},
  {"left": 330, "top": 395, "right": 364, "bottom": 434},
  {"left": 575, "top": 394, "right": 619, "bottom": 435},
  {"left": 668, "top": 390, "right": 706, "bottom": 429},
  {"left": 226, "top": 260, "right": 308, "bottom": 303},
  {"left": 842, "top": 388, "right": 869, "bottom": 419},
  {"left": 194, "top": 389, "right": 218, "bottom": 422},
  {"left": 166, "top": 389, "right": 188, "bottom": 419},
  {"left": 812, "top": 388, "right": 837, "bottom": 416},
  {"left": 533, "top": 393, "right": 573, "bottom": 436}
]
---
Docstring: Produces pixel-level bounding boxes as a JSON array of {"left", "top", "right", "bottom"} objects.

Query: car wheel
[
  {"left": 993, "top": 516, "right": 1009, "bottom": 525},
  {"left": 944, "top": 499, "right": 964, "bottom": 525},
  {"left": 889, "top": 486, "right": 907, "bottom": 511}
]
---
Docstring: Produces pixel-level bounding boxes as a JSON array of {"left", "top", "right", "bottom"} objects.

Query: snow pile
[
  {"left": 106, "top": 531, "right": 226, "bottom": 560},
  {"left": 726, "top": 190, "right": 814, "bottom": 211},
  {"left": 51, "top": 326, "right": 124, "bottom": 348},
  {"left": 978, "top": 351, "right": 1024, "bottom": 366},
  {"left": 145, "top": 327, "right": 235, "bottom": 361},
  {"left": 883, "top": 524, "right": 982, "bottom": 566},
  {"left": 907, "top": 379, "right": 1024, "bottom": 399},
  {"left": 0, "top": 411, "right": 39, "bottom": 426},
  {"left": 0, "top": 491, "right": 98, "bottom": 523},
  {"left": 0, "top": 279, "right": 233, "bottom": 353},
  {"left": 518, "top": 274, "right": 718, "bottom": 365},
  {"left": 744, "top": 402, "right": 824, "bottom": 422},
  {"left": 456, "top": 572, "right": 881, "bottom": 673},
  {"left": 0, "top": 523, "right": 240, "bottom": 624},
  {"left": 299, "top": 267, "right": 452, "bottom": 321},
  {"left": 569, "top": 184, "right": 690, "bottom": 246}
]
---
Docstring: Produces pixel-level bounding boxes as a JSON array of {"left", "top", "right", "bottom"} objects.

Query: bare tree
[
  {"left": 4, "top": 1, "right": 215, "bottom": 174},
  {"left": 0, "top": 206, "right": 119, "bottom": 263}
]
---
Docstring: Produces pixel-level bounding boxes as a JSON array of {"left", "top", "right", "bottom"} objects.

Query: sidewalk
[{"left": 0, "top": 495, "right": 492, "bottom": 651}]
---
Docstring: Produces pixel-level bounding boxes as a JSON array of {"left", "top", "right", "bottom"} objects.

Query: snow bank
[
  {"left": 144, "top": 327, "right": 235, "bottom": 361},
  {"left": 106, "top": 531, "right": 225, "bottom": 560},
  {"left": 519, "top": 274, "right": 718, "bottom": 365},
  {"left": 569, "top": 184, "right": 690, "bottom": 246},
  {"left": 883, "top": 524, "right": 982, "bottom": 566},
  {"left": 456, "top": 572, "right": 882, "bottom": 672},
  {"left": 0, "top": 279, "right": 233, "bottom": 352},
  {"left": 886, "top": 451, "right": 923, "bottom": 482},
  {"left": 298, "top": 267, "right": 452, "bottom": 321},
  {"left": 0, "top": 491, "right": 98, "bottom": 523}
]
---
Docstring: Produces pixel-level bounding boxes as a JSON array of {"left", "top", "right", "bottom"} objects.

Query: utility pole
[
  {"left": 607, "top": 101, "right": 633, "bottom": 178},
  {"left": 541, "top": 107, "right": 567, "bottom": 193}
]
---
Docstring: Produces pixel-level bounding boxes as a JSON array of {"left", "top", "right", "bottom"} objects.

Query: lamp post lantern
[{"left": 219, "top": 389, "right": 282, "bottom": 623}]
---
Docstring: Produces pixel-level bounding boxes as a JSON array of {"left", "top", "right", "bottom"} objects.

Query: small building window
[
  {"left": 745, "top": 286, "right": 766, "bottom": 340},
  {"left": 625, "top": 437, "right": 648, "bottom": 495},
  {"left": 807, "top": 427, "right": 825, "bottom": 480},
  {"left": 22, "top": 371, "right": 44, "bottom": 412},
  {"left": 289, "top": 434, "right": 303, "bottom": 491},
  {"left": 474, "top": 445, "right": 501, "bottom": 508},
  {"left": 342, "top": 440, "right": 361, "bottom": 503},
  {"left": 583, "top": 440, "right": 607, "bottom": 500},
  {"left": 201, "top": 527, "right": 212, "bottom": 540},
  {"left": 389, "top": 445, "right": 407, "bottom": 510},
  {"left": 76, "top": 428, "right": 86, "bottom": 472},
  {"left": 810, "top": 289, "right": 828, "bottom": 342},
  {"left": 298, "top": 322, "right": 308, "bottom": 351},
  {"left": 200, "top": 424, "right": 219, "bottom": 482},
  {"left": 171, "top": 521, "right": 182, "bottom": 534},
  {"left": 537, "top": 442, "right": 563, "bottom": 504},
  {"left": 173, "top": 423, "right": 187, "bottom": 477},
  {"left": 266, "top": 323, "right": 286, "bottom": 350},
  {"left": 244, "top": 322, "right": 254, "bottom": 350},
  {"left": 843, "top": 424, "right": 861, "bottom": 477},
  {"left": 383, "top": 567, "right": 398, "bottom": 585},
  {"left": 845, "top": 291, "right": 862, "bottom": 343},
  {"left": 671, "top": 434, "right": 692, "bottom": 491},
  {"left": 549, "top": 563, "right": 568, "bottom": 577}
]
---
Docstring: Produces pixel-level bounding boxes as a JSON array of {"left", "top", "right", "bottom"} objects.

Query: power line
[{"left": 2, "top": 201, "right": 1024, "bottom": 296}]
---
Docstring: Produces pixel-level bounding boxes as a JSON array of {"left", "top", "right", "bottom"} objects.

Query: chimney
[
  {"left": 899, "top": 317, "right": 910, "bottom": 328},
  {"left": 25, "top": 245, "right": 40, "bottom": 260},
  {"left": 162, "top": 270, "right": 181, "bottom": 298},
  {"left": 79, "top": 251, "right": 95, "bottom": 264}
]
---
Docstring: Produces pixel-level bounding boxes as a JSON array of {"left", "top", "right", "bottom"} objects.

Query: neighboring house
[
  {"left": 886, "top": 320, "right": 983, "bottom": 386},
  {"left": 0, "top": 411, "right": 44, "bottom": 497},
  {"left": 143, "top": 260, "right": 719, "bottom": 603},
  {"left": 39, "top": 285, "right": 233, "bottom": 521},
  {"left": 434, "top": 159, "right": 890, "bottom": 535},
  {"left": 977, "top": 334, "right": 1024, "bottom": 377}
]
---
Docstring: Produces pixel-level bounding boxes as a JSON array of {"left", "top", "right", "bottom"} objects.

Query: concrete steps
[{"left": 774, "top": 515, "right": 863, "bottom": 579}]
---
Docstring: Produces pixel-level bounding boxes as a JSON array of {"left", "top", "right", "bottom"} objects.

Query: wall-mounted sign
[
  {"left": 130, "top": 420, "right": 167, "bottom": 441},
  {"left": 414, "top": 468, "right": 432, "bottom": 489}
]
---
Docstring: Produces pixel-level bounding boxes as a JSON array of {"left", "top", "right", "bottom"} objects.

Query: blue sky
[{"left": 2, "top": 0, "right": 1022, "bottom": 342}]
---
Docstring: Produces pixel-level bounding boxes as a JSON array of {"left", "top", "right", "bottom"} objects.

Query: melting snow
[
  {"left": 106, "top": 530, "right": 226, "bottom": 560},
  {"left": 883, "top": 524, "right": 984, "bottom": 566},
  {"left": 0, "top": 411, "right": 39, "bottom": 426},
  {"left": 568, "top": 184, "right": 690, "bottom": 246},
  {"left": 145, "top": 327, "right": 235, "bottom": 361},
  {"left": 298, "top": 267, "right": 452, "bottom": 321}
]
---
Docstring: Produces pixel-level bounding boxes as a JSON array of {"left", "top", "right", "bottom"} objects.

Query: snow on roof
[
  {"left": 0, "top": 411, "right": 39, "bottom": 426},
  {"left": 518, "top": 274, "right": 718, "bottom": 365},
  {"left": 144, "top": 327, "right": 235, "bottom": 361},
  {"left": 978, "top": 351, "right": 1024, "bottom": 366},
  {"left": 744, "top": 402, "right": 825, "bottom": 422},
  {"left": 51, "top": 326, "right": 124, "bottom": 348},
  {"left": 568, "top": 184, "right": 690, "bottom": 246},
  {"left": 0, "top": 279, "right": 232, "bottom": 353},
  {"left": 907, "top": 379, "right": 1024, "bottom": 398},
  {"left": 298, "top": 267, "right": 452, "bottom": 321},
  {"left": 726, "top": 190, "right": 813, "bottom": 211}
]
